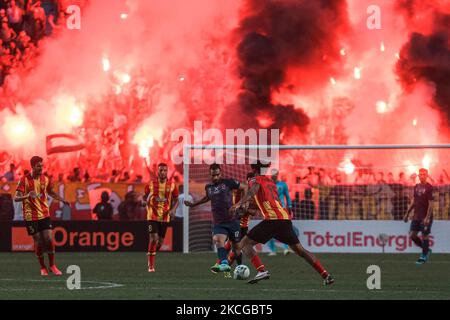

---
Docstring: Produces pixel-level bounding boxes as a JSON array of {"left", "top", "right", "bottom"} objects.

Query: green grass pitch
[{"left": 0, "top": 252, "right": 449, "bottom": 300}]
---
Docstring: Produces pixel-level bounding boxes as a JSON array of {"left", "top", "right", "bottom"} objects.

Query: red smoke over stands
[{"left": 0, "top": 0, "right": 449, "bottom": 182}]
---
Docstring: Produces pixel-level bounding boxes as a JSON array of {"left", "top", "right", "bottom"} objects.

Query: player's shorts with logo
[
  {"left": 247, "top": 220, "right": 300, "bottom": 245},
  {"left": 410, "top": 219, "right": 433, "bottom": 235},
  {"left": 25, "top": 217, "right": 53, "bottom": 236},
  {"left": 240, "top": 226, "right": 248, "bottom": 238},
  {"left": 213, "top": 220, "right": 241, "bottom": 243},
  {"left": 148, "top": 221, "right": 169, "bottom": 238}
]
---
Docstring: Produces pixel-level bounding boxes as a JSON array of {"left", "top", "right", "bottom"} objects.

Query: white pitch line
[{"left": 0, "top": 279, "right": 124, "bottom": 291}]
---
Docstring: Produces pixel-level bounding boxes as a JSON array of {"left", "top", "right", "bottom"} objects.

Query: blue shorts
[
  {"left": 213, "top": 220, "right": 241, "bottom": 243},
  {"left": 410, "top": 219, "right": 433, "bottom": 235}
]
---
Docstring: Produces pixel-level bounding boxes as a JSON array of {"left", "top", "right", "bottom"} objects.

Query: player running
[
  {"left": 233, "top": 161, "right": 334, "bottom": 285},
  {"left": 143, "top": 163, "right": 179, "bottom": 272},
  {"left": 403, "top": 168, "right": 434, "bottom": 264},
  {"left": 184, "top": 163, "right": 246, "bottom": 273},
  {"left": 14, "top": 156, "right": 70, "bottom": 276},
  {"left": 266, "top": 169, "right": 293, "bottom": 256},
  {"left": 218, "top": 172, "right": 259, "bottom": 269}
]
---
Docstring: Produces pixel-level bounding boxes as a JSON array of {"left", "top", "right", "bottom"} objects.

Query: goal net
[{"left": 182, "top": 145, "right": 450, "bottom": 252}]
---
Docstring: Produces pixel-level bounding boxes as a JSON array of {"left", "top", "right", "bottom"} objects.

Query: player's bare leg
[
  {"left": 412, "top": 231, "right": 431, "bottom": 264},
  {"left": 33, "top": 233, "right": 48, "bottom": 276},
  {"left": 42, "top": 229, "right": 62, "bottom": 276},
  {"left": 212, "top": 234, "right": 231, "bottom": 273},
  {"left": 147, "top": 233, "right": 159, "bottom": 272},
  {"left": 289, "top": 242, "right": 334, "bottom": 285},
  {"left": 410, "top": 231, "right": 423, "bottom": 249},
  {"left": 216, "top": 240, "right": 232, "bottom": 265},
  {"left": 422, "top": 234, "right": 432, "bottom": 260},
  {"left": 239, "top": 236, "right": 269, "bottom": 284},
  {"left": 157, "top": 236, "right": 166, "bottom": 252},
  {"left": 228, "top": 241, "right": 243, "bottom": 266}
]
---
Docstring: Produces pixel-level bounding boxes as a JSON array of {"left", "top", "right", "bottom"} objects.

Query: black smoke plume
[
  {"left": 230, "top": 0, "right": 349, "bottom": 137},
  {"left": 396, "top": 1, "right": 450, "bottom": 125}
]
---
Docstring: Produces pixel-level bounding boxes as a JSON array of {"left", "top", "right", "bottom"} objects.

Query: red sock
[
  {"left": 35, "top": 242, "right": 46, "bottom": 269},
  {"left": 251, "top": 255, "right": 265, "bottom": 272},
  {"left": 224, "top": 240, "right": 232, "bottom": 252},
  {"left": 48, "top": 240, "right": 56, "bottom": 267},
  {"left": 148, "top": 243, "right": 157, "bottom": 268},
  {"left": 313, "top": 260, "right": 328, "bottom": 279}
]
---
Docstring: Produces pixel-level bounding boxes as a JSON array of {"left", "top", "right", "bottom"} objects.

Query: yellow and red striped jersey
[
  {"left": 145, "top": 179, "right": 179, "bottom": 222},
  {"left": 248, "top": 175, "right": 290, "bottom": 220},
  {"left": 16, "top": 174, "right": 52, "bottom": 222}
]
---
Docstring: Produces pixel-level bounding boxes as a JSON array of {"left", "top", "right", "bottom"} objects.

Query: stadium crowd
[{"left": 0, "top": 0, "right": 69, "bottom": 89}]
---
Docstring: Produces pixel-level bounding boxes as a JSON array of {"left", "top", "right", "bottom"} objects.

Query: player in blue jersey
[
  {"left": 267, "top": 169, "right": 293, "bottom": 256},
  {"left": 185, "top": 163, "right": 247, "bottom": 273}
]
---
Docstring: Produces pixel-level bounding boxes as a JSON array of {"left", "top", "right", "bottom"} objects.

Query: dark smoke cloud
[
  {"left": 396, "top": 1, "right": 450, "bottom": 126},
  {"left": 228, "top": 0, "right": 349, "bottom": 137}
]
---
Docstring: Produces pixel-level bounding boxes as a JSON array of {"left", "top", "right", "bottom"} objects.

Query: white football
[{"left": 233, "top": 264, "right": 250, "bottom": 280}]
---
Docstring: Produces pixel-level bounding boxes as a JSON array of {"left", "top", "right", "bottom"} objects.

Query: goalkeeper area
[{"left": 1, "top": 252, "right": 450, "bottom": 300}]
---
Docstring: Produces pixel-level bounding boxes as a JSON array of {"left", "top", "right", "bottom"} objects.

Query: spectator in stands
[
  {"left": 398, "top": 172, "right": 407, "bottom": 185},
  {"left": 26, "top": 0, "right": 45, "bottom": 44},
  {"left": 119, "top": 171, "right": 130, "bottom": 183},
  {"left": 83, "top": 171, "right": 90, "bottom": 182},
  {"left": 374, "top": 171, "right": 394, "bottom": 220},
  {"left": 68, "top": 167, "right": 81, "bottom": 182},
  {"left": 3, "top": 67, "right": 20, "bottom": 95},
  {"left": 317, "top": 168, "right": 331, "bottom": 220},
  {"left": 391, "top": 186, "right": 409, "bottom": 220},
  {"left": 133, "top": 174, "right": 143, "bottom": 184},
  {"left": 387, "top": 172, "right": 395, "bottom": 184},
  {"left": 174, "top": 184, "right": 192, "bottom": 223},
  {"left": 109, "top": 169, "right": 120, "bottom": 183},
  {"left": 93, "top": 191, "right": 113, "bottom": 220},
  {"left": 300, "top": 188, "right": 315, "bottom": 220},
  {"left": 2, "top": 163, "right": 16, "bottom": 181},
  {"left": 7, "top": 0, "right": 24, "bottom": 34},
  {"left": 0, "top": 10, "right": 7, "bottom": 24},
  {"left": 118, "top": 191, "right": 140, "bottom": 220},
  {"left": 291, "top": 191, "right": 301, "bottom": 220},
  {"left": 41, "top": 0, "right": 59, "bottom": 36},
  {"left": 1, "top": 20, "right": 17, "bottom": 43},
  {"left": 300, "top": 166, "right": 319, "bottom": 186},
  {"left": 409, "top": 173, "right": 417, "bottom": 186}
]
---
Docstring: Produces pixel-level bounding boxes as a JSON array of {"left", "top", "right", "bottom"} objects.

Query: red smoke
[{"left": 1, "top": 0, "right": 450, "bottom": 178}]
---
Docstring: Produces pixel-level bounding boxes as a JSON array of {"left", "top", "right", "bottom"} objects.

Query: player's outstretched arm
[
  {"left": 48, "top": 189, "right": 70, "bottom": 206},
  {"left": 238, "top": 183, "right": 260, "bottom": 209},
  {"left": 184, "top": 195, "right": 209, "bottom": 208}
]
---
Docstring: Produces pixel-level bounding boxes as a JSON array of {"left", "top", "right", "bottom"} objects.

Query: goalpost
[{"left": 182, "top": 144, "right": 450, "bottom": 253}]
